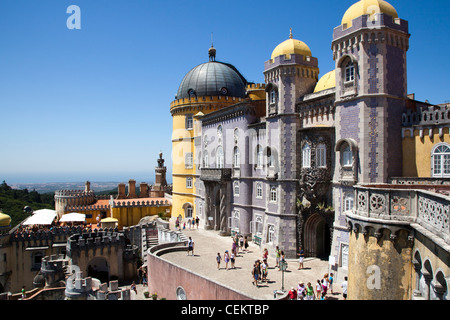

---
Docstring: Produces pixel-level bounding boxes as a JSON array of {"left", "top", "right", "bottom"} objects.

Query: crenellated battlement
[{"left": 67, "top": 229, "right": 124, "bottom": 252}]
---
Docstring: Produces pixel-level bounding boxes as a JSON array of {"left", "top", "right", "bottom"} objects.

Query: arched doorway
[
  {"left": 87, "top": 257, "right": 109, "bottom": 284},
  {"left": 304, "top": 213, "right": 331, "bottom": 259}
]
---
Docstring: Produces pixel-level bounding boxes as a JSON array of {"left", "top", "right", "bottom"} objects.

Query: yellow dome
[
  {"left": 271, "top": 30, "right": 312, "bottom": 60},
  {"left": 314, "top": 70, "right": 336, "bottom": 93},
  {"left": 342, "top": 0, "right": 398, "bottom": 29},
  {"left": 0, "top": 212, "right": 11, "bottom": 228}
]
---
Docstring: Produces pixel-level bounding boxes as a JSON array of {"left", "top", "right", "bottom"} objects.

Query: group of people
[
  {"left": 176, "top": 216, "right": 200, "bottom": 231},
  {"left": 288, "top": 273, "right": 348, "bottom": 300},
  {"left": 216, "top": 233, "right": 250, "bottom": 270}
]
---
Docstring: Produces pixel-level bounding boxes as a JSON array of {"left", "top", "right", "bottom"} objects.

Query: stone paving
[{"left": 133, "top": 227, "right": 344, "bottom": 300}]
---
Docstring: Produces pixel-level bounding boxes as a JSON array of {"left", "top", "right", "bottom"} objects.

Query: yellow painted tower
[{"left": 170, "top": 45, "right": 263, "bottom": 221}]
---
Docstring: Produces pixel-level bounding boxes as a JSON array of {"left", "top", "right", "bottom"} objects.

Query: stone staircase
[{"left": 141, "top": 227, "right": 159, "bottom": 265}]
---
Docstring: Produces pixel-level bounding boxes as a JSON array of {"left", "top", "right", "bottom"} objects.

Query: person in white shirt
[{"left": 341, "top": 276, "right": 348, "bottom": 300}]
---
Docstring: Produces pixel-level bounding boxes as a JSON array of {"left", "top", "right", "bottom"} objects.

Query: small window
[
  {"left": 270, "top": 186, "right": 277, "bottom": 203},
  {"left": 185, "top": 153, "right": 193, "bottom": 169},
  {"left": 186, "top": 177, "right": 193, "bottom": 189},
  {"left": 302, "top": 143, "right": 311, "bottom": 168},
  {"left": 267, "top": 147, "right": 275, "bottom": 167},
  {"left": 270, "top": 90, "right": 277, "bottom": 104},
  {"left": 203, "top": 151, "right": 209, "bottom": 168},
  {"left": 233, "top": 147, "right": 240, "bottom": 168},
  {"left": 256, "top": 145, "right": 263, "bottom": 168},
  {"left": 267, "top": 224, "right": 275, "bottom": 243},
  {"left": 233, "top": 181, "right": 240, "bottom": 197},
  {"left": 345, "top": 62, "right": 355, "bottom": 82},
  {"left": 316, "top": 143, "right": 326, "bottom": 168},
  {"left": 185, "top": 115, "right": 193, "bottom": 129},
  {"left": 216, "top": 146, "right": 224, "bottom": 168},
  {"left": 256, "top": 182, "right": 263, "bottom": 199},
  {"left": 344, "top": 193, "right": 354, "bottom": 212}
]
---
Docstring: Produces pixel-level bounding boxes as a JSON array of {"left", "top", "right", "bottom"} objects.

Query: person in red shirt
[{"left": 288, "top": 287, "right": 297, "bottom": 300}]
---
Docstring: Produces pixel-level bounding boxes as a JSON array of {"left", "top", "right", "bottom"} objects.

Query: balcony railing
[
  {"left": 200, "top": 168, "right": 232, "bottom": 182},
  {"left": 351, "top": 185, "right": 450, "bottom": 245}
]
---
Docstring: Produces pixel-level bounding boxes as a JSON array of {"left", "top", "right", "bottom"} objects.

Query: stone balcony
[
  {"left": 348, "top": 184, "right": 450, "bottom": 247},
  {"left": 200, "top": 168, "right": 232, "bottom": 182}
]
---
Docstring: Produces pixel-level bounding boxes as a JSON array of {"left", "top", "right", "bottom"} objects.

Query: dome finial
[
  {"left": 289, "top": 28, "right": 293, "bottom": 39},
  {"left": 209, "top": 32, "right": 216, "bottom": 61}
]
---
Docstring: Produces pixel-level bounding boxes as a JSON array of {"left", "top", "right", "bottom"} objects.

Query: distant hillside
[
  {"left": 0, "top": 181, "right": 54, "bottom": 228},
  {"left": 9, "top": 181, "right": 123, "bottom": 194}
]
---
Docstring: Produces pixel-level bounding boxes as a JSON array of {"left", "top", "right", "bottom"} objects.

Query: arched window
[
  {"left": 302, "top": 143, "right": 311, "bottom": 168},
  {"left": 316, "top": 143, "right": 326, "bottom": 168},
  {"left": 233, "top": 147, "right": 240, "bottom": 168},
  {"left": 216, "top": 146, "right": 224, "bottom": 168},
  {"left": 270, "top": 90, "right": 277, "bottom": 104},
  {"left": 256, "top": 145, "right": 263, "bottom": 168},
  {"left": 256, "top": 182, "right": 263, "bottom": 199},
  {"left": 432, "top": 143, "right": 450, "bottom": 177},
  {"left": 186, "top": 177, "right": 193, "bottom": 189},
  {"left": 203, "top": 151, "right": 209, "bottom": 168},
  {"left": 342, "top": 144, "right": 353, "bottom": 167},
  {"left": 345, "top": 61, "right": 355, "bottom": 82},
  {"left": 344, "top": 193, "right": 354, "bottom": 212},
  {"left": 270, "top": 186, "right": 277, "bottom": 202}
]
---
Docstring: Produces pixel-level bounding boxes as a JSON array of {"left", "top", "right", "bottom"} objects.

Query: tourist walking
[
  {"left": 216, "top": 252, "right": 222, "bottom": 269},
  {"left": 321, "top": 273, "right": 330, "bottom": 298},
  {"left": 224, "top": 250, "right": 230, "bottom": 270},
  {"left": 251, "top": 260, "right": 261, "bottom": 287},
  {"left": 288, "top": 287, "right": 297, "bottom": 300},
  {"left": 297, "top": 246, "right": 304, "bottom": 269},
  {"left": 244, "top": 236, "right": 249, "bottom": 251},
  {"left": 131, "top": 281, "right": 137, "bottom": 294},
  {"left": 230, "top": 252, "right": 235, "bottom": 269},
  {"left": 316, "top": 279, "right": 322, "bottom": 297},
  {"left": 261, "top": 259, "right": 268, "bottom": 282},
  {"left": 239, "top": 235, "right": 244, "bottom": 252},
  {"left": 275, "top": 246, "right": 281, "bottom": 268},
  {"left": 306, "top": 282, "right": 315, "bottom": 300},
  {"left": 329, "top": 273, "right": 334, "bottom": 293},
  {"left": 262, "top": 248, "right": 269, "bottom": 267},
  {"left": 297, "top": 281, "right": 306, "bottom": 300},
  {"left": 195, "top": 216, "right": 199, "bottom": 229},
  {"left": 341, "top": 276, "right": 348, "bottom": 300},
  {"left": 187, "top": 236, "right": 194, "bottom": 256},
  {"left": 192, "top": 217, "right": 196, "bottom": 229}
]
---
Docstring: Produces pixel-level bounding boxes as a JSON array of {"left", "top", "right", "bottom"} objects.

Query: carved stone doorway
[{"left": 303, "top": 213, "right": 331, "bottom": 258}]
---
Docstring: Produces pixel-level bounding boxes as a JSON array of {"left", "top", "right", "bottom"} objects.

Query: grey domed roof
[{"left": 176, "top": 61, "right": 247, "bottom": 100}]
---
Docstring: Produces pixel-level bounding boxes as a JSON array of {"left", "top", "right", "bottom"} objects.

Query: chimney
[{"left": 128, "top": 179, "right": 136, "bottom": 198}]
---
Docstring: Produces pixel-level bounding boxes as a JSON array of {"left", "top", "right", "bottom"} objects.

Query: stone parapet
[{"left": 349, "top": 185, "right": 450, "bottom": 246}]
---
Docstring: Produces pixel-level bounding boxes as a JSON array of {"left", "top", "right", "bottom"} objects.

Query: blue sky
[{"left": 0, "top": 0, "right": 449, "bottom": 184}]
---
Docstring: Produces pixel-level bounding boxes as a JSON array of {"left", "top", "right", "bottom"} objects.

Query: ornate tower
[
  {"left": 331, "top": 0, "right": 413, "bottom": 299},
  {"left": 263, "top": 30, "right": 319, "bottom": 257}
]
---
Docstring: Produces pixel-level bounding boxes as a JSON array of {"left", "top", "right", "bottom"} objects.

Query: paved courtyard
[{"left": 133, "top": 227, "right": 344, "bottom": 300}]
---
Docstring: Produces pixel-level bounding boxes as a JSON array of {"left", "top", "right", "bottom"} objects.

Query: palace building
[{"left": 169, "top": 0, "right": 449, "bottom": 299}]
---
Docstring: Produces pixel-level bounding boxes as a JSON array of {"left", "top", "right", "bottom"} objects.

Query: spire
[
  {"left": 209, "top": 32, "right": 216, "bottom": 61},
  {"left": 289, "top": 28, "right": 293, "bottom": 39}
]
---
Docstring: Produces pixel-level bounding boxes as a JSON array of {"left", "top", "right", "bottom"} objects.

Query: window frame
[
  {"left": 270, "top": 185, "right": 277, "bottom": 203},
  {"left": 302, "top": 143, "right": 311, "bottom": 168},
  {"left": 431, "top": 143, "right": 450, "bottom": 177},
  {"left": 316, "top": 143, "right": 326, "bottom": 168},
  {"left": 186, "top": 177, "right": 193, "bottom": 189}
]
